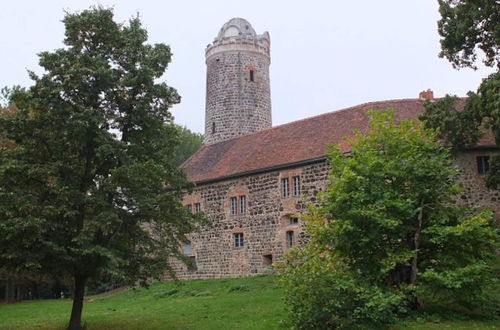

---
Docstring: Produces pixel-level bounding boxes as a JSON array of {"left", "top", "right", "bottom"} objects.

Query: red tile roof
[{"left": 182, "top": 98, "right": 495, "bottom": 183}]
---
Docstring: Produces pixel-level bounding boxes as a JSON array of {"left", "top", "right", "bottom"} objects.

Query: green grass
[
  {"left": 0, "top": 276, "right": 498, "bottom": 330},
  {"left": 0, "top": 276, "right": 286, "bottom": 330}
]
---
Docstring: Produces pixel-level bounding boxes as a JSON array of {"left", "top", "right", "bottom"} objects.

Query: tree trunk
[
  {"left": 67, "top": 275, "right": 87, "bottom": 330},
  {"left": 410, "top": 200, "right": 424, "bottom": 309}
]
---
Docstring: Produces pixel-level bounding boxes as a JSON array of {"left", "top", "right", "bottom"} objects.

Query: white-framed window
[
  {"left": 230, "top": 197, "right": 238, "bottom": 215},
  {"left": 194, "top": 203, "right": 201, "bottom": 213},
  {"left": 292, "top": 176, "right": 301, "bottom": 196},
  {"left": 281, "top": 178, "right": 289, "bottom": 198},
  {"left": 234, "top": 233, "right": 244, "bottom": 248},
  {"left": 286, "top": 231, "right": 294, "bottom": 247},
  {"left": 239, "top": 195, "right": 246, "bottom": 214}
]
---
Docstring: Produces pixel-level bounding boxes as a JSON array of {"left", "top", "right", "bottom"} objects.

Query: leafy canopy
[
  {"left": 0, "top": 7, "right": 203, "bottom": 329},
  {"left": 438, "top": 0, "right": 500, "bottom": 69},
  {"left": 171, "top": 125, "right": 203, "bottom": 167},
  {"left": 423, "top": 1, "right": 500, "bottom": 190},
  {"left": 280, "top": 110, "right": 499, "bottom": 329}
]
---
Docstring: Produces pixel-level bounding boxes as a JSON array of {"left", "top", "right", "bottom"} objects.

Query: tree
[
  {"left": 171, "top": 125, "right": 203, "bottom": 167},
  {"left": 438, "top": 0, "right": 499, "bottom": 69},
  {"left": 279, "top": 110, "right": 498, "bottom": 329},
  {"left": 0, "top": 8, "right": 203, "bottom": 330},
  {"left": 422, "top": 0, "right": 500, "bottom": 189}
]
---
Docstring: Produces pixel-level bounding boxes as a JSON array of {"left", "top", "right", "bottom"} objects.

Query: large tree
[
  {"left": 0, "top": 8, "right": 202, "bottom": 330},
  {"left": 421, "top": 0, "right": 500, "bottom": 189},
  {"left": 280, "top": 110, "right": 498, "bottom": 329}
]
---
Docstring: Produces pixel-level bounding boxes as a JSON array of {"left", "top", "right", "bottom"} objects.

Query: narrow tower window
[
  {"left": 212, "top": 122, "right": 216, "bottom": 134},
  {"left": 249, "top": 69, "right": 255, "bottom": 82}
]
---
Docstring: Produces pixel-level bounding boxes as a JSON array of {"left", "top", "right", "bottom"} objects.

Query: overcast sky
[{"left": 0, "top": 1, "right": 494, "bottom": 134}]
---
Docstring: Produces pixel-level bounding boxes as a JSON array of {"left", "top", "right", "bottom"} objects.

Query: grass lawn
[{"left": 0, "top": 275, "right": 498, "bottom": 329}]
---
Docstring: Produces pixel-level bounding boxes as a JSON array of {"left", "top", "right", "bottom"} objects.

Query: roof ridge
[{"left": 204, "top": 98, "right": 423, "bottom": 147}]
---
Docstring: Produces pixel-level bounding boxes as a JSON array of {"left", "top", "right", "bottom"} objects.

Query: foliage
[
  {"left": 438, "top": 0, "right": 500, "bottom": 69},
  {"left": 420, "top": 72, "right": 500, "bottom": 189},
  {"left": 170, "top": 124, "right": 203, "bottom": 167},
  {"left": 279, "top": 110, "right": 499, "bottom": 329},
  {"left": 279, "top": 243, "right": 406, "bottom": 329},
  {"left": 0, "top": 7, "right": 203, "bottom": 329},
  {"left": 428, "top": 1, "right": 500, "bottom": 190}
]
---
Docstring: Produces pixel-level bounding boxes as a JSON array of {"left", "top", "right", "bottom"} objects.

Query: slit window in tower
[
  {"left": 212, "top": 122, "right": 216, "bottom": 134},
  {"left": 249, "top": 69, "right": 255, "bottom": 82}
]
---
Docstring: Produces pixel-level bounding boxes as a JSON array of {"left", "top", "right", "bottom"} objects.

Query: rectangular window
[
  {"left": 239, "top": 195, "right": 246, "bottom": 214},
  {"left": 292, "top": 176, "right": 301, "bottom": 196},
  {"left": 187, "top": 204, "right": 192, "bottom": 213},
  {"left": 182, "top": 243, "right": 192, "bottom": 255},
  {"left": 188, "top": 256, "right": 197, "bottom": 271},
  {"left": 249, "top": 70, "right": 255, "bottom": 82},
  {"left": 286, "top": 231, "right": 294, "bottom": 247},
  {"left": 230, "top": 197, "right": 238, "bottom": 215},
  {"left": 234, "top": 233, "right": 244, "bottom": 248},
  {"left": 194, "top": 203, "right": 201, "bottom": 213},
  {"left": 281, "top": 178, "right": 289, "bottom": 198},
  {"left": 289, "top": 217, "right": 299, "bottom": 225},
  {"left": 477, "top": 156, "right": 490, "bottom": 174}
]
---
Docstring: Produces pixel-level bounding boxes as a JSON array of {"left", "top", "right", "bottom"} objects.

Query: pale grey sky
[{"left": 0, "top": 1, "right": 494, "bottom": 134}]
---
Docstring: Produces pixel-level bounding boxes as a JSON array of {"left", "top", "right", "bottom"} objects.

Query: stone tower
[{"left": 204, "top": 18, "right": 272, "bottom": 145}]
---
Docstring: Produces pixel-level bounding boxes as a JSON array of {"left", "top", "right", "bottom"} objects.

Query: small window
[
  {"left": 263, "top": 254, "right": 273, "bottom": 266},
  {"left": 230, "top": 197, "right": 238, "bottom": 215},
  {"left": 234, "top": 233, "right": 244, "bottom": 248},
  {"left": 286, "top": 231, "right": 294, "bottom": 247},
  {"left": 182, "top": 242, "right": 193, "bottom": 255},
  {"left": 249, "top": 70, "right": 255, "bottom": 82},
  {"left": 292, "top": 176, "right": 301, "bottom": 196},
  {"left": 188, "top": 256, "right": 197, "bottom": 271},
  {"left": 281, "top": 178, "right": 289, "bottom": 198},
  {"left": 212, "top": 122, "right": 216, "bottom": 134},
  {"left": 239, "top": 195, "right": 246, "bottom": 214},
  {"left": 477, "top": 156, "right": 490, "bottom": 174},
  {"left": 187, "top": 204, "right": 192, "bottom": 213},
  {"left": 289, "top": 217, "right": 299, "bottom": 225},
  {"left": 194, "top": 203, "right": 201, "bottom": 213}
]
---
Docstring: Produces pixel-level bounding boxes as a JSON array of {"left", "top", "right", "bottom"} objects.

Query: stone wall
[
  {"left": 454, "top": 150, "right": 499, "bottom": 215},
  {"left": 170, "top": 161, "right": 330, "bottom": 279},
  {"left": 171, "top": 150, "right": 498, "bottom": 279}
]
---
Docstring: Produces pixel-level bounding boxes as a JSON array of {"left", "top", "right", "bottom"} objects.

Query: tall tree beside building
[
  {"left": 421, "top": 0, "right": 499, "bottom": 189},
  {"left": 0, "top": 8, "right": 202, "bottom": 330},
  {"left": 280, "top": 110, "right": 499, "bottom": 329}
]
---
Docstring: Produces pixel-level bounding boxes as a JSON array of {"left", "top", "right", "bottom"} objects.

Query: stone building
[{"left": 174, "top": 18, "right": 499, "bottom": 279}]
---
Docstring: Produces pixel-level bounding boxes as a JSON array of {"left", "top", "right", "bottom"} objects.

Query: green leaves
[
  {"left": 0, "top": 5, "right": 201, "bottom": 295},
  {"left": 438, "top": 0, "right": 500, "bottom": 69},
  {"left": 280, "top": 109, "right": 499, "bottom": 328}
]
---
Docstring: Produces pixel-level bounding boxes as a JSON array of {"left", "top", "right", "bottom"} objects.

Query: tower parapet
[{"left": 204, "top": 18, "right": 272, "bottom": 145}]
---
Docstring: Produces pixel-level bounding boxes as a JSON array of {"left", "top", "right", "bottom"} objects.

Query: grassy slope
[{"left": 0, "top": 276, "right": 498, "bottom": 330}]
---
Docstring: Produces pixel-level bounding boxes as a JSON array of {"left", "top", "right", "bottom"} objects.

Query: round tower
[{"left": 204, "top": 18, "right": 272, "bottom": 145}]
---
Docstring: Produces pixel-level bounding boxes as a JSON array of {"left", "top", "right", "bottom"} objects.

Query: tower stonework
[{"left": 204, "top": 18, "right": 272, "bottom": 145}]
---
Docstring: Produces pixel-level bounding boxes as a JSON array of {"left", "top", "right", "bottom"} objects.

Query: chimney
[{"left": 419, "top": 89, "right": 434, "bottom": 100}]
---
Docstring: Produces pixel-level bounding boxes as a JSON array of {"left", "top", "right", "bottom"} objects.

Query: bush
[{"left": 279, "top": 247, "right": 406, "bottom": 329}]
